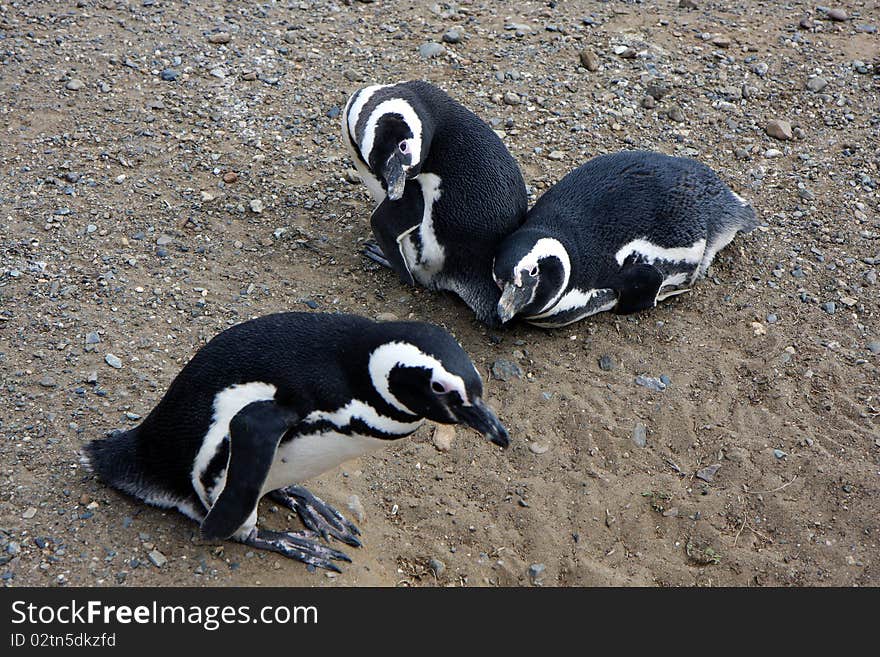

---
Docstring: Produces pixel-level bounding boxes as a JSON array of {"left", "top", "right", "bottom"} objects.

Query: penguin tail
[{"left": 81, "top": 428, "right": 147, "bottom": 494}]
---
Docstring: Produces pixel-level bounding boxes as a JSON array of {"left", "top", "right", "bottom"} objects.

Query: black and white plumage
[
  {"left": 493, "top": 151, "right": 759, "bottom": 327},
  {"left": 342, "top": 80, "right": 528, "bottom": 325},
  {"left": 82, "top": 312, "right": 509, "bottom": 571}
]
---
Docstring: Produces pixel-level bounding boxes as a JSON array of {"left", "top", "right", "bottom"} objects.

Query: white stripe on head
[
  {"left": 345, "top": 84, "right": 389, "bottom": 148},
  {"left": 191, "top": 382, "right": 278, "bottom": 507},
  {"left": 360, "top": 98, "right": 423, "bottom": 169},
  {"left": 368, "top": 341, "right": 468, "bottom": 413},
  {"left": 731, "top": 191, "right": 750, "bottom": 207},
  {"left": 512, "top": 237, "right": 571, "bottom": 314},
  {"left": 614, "top": 238, "right": 706, "bottom": 267}
]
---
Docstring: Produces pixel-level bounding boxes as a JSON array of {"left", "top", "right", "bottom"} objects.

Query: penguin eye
[
  {"left": 431, "top": 381, "right": 447, "bottom": 394},
  {"left": 399, "top": 140, "right": 409, "bottom": 154},
  {"left": 530, "top": 266, "right": 539, "bottom": 277}
]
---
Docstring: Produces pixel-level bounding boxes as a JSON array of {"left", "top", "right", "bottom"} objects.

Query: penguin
[
  {"left": 82, "top": 312, "right": 509, "bottom": 572},
  {"left": 493, "top": 150, "right": 758, "bottom": 327},
  {"left": 341, "top": 80, "right": 528, "bottom": 326}
]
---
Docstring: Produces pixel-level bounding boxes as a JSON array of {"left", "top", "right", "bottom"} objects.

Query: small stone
[
  {"left": 65, "top": 79, "right": 85, "bottom": 91},
  {"left": 375, "top": 312, "right": 399, "bottom": 322},
  {"left": 662, "top": 507, "right": 679, "bottom": 517},
  {"left": 419, "top": 42, "right": 445, "bottom": 58},
  {"left": 799, "top": 16, "right": 814, "bottom": 29},
  {"left": 114, "top": 174, "right": 126, "bottom": 184},
  {"left": 433, "top": 424, "right": 456, "bottom": 452},
  {"left": 208, "top": 32, "right": 231, "bottom": 44},
  {"left": 249, "top": 199, "right": 264, "bottom": 214},
  {"left": 327, "top": 106, "right": 341, "bottom": 119},
  {"left": 22, "top": 507, "right": 37, "bottom": 519},
  {"left": 840, "top": 297, "right": 857, "bottom": 307},
  {"left": 645, "top": 84, "right": 669, "bottom": 100},
  {"left": 696, "top": 464, "right": 721, "bottom": 482},
  {"left": 826, "top": 8, "right": 847, "bottom": 22},
  {"left": 773, "top": 449, "right": 787, "bottom": 459},
  {"left": 345, "top": 169, "right": 361, "bottom": 184},
  {"left": 156, "top": 235, "right": 173, "bottom": 246},
  {"left": 529, "top": 442, "right": 549, "bottom": 455},
  {"left": 764, "top": 149, "right": 783, "bottom": 158},
  {"left": 766, "top": 313, "right": 778, "bottom": 324},
  {"left": 442, "top": 29, "right": 462, "bottom": 44},
  {"left": 346, "top": 495, "right": 365, "bottom": 523},
  {"left": 159, "top": 69, "right": 178, "bottom": 82},
  {"left": 667, "top": 104, "right": 685, "bottom": 123},
  {"left": 579, "top": 49, "right": 599, "bottom": 71},
  {"left": 528, "top": 563, "right": 546, "bottom": 584},
  {"left": 678, "top": 0, "right": 697, "bottom": 8},
  {"left": 491, "top": 359, "right": 523, "bottom": 381},
  {"left": 806, "top": 77, "right": 827, "bottom": 92},
  {"left": 613, "top": 45, "right": 637, "bottom": 59},
  {"left": 200, "top": 190, "right": 216, "bottom": 202},
  {"left": 429, "top": 558, "right": 446, "bottom": 577},
  {"left": 209, "top": 67, "right": 227, "bottom": 79},
  {"left": 547, "top": 150, "right": 564, "bottom": 161},
  {"left": 223, "top": 172, "right": 238, "bottom": 183},
  {"left": 632, "top": 423, "right": 647, "bottom": 448},
  {"left": 641, "top": 95, "right": 656, "bottom": 109},
  {"left": 820, "top": 302, "right": 836, "bottom": 315},
  {"left": 711, "top": 35, "right": 731, "bottom": 48},
  {"left": 503, "top": 91, "right": 521, "bottom": 106},
  {"left": 39, "top": 375, "right": 56, "bottom": 388},
  {"left": 766, "top": 119, "right": 793, "bottom": 141},
  {"left": 867, "top": 342, "right": 880, "bottom": 355},
  {"left": 105, "top": 354, "right": 123, "bottom": 369},
  {"left": 635, "top": 374, "right": 666, "bottom": 391},
  {"left": 147, "top": 549, "right": 167, "bottom": 567},
  {"left": 598, "top": 355, "right": 616, "bottom": 371}
]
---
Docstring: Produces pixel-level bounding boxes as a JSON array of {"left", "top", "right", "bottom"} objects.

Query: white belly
[{"left": 261, "top": 431, "right": 390, "bottom": 493}]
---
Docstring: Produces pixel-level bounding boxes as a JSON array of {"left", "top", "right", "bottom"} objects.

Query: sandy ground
[{"left": 1, "top": 0, "right": 878, "bottom": 587}]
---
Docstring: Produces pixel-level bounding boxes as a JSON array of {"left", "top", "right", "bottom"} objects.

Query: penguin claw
[
  {"left": 363, "top": 240, "right": 392, "bottom": 269},
  {"left": 269, "top": 486, "right": 362, "bottom": 548},
  {"left": 244, "top": 528, "right": 351, "bottom": 573}
]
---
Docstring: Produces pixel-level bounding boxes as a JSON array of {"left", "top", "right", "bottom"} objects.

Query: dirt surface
[{"left": 1, "top": 0, "right": 878, "bottom": 587}]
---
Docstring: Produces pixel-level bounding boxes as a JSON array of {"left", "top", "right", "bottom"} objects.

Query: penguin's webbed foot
[
  {"left": 269, "top": 485, "right": 362, "bottom": 548},
  {"left": 243, "top": 528, "right": 351, "bottom": 573},
  {"left": 363, "top": 240, "right": 392, "bottom": 269}
]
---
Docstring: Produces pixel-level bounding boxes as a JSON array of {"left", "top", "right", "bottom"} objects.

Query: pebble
[
  {"left": 433, "top": 424, "right": 456, "bottom": 451},
  {"left": 799, "top": 16, "right": 814, "bottom": 30},
  {"left": 156, "top": 235, "right": 173, "bottom": 246},
  {"left": 766, "top": 119, "right": 793, "bottom": 140},
  {"left": 65, "top": 79, "right": 85, "bottom": 91},
  {"left": 764, "top": 149, "right": 783, "bottom": 158},
  {"left": 579, "top": 49, "right": 599, "bottom": 71},
  {"left": 632, "top": 423, "right": 647, "bottom": 448},
  {"left": 820, "top": 302, "right": 836, "bottom": 315},
  {"left": 667, "top": 105, "right": 685, "bottom": 123},
  {"left": 767, "top": 313, "right": 778, "bottom": 324},
  {"left": 223, "top": 172, "right": 238, "bottom": 183},
  {"left": 679, "top": 0, "right": 698, "bottom": 8},
  {"left": 806, "top": 77, "right": 828, "bottom": 92},
  {"left": 547, "top": 150, "right": 564, "bottom": 161},
  {"left": 635, "top": 375, "right": 666, "bottom": 392},
  {"left": 773, "top": 449, "right": 788, "bottom": 459},
  {"left": 491, "top": 359, "right": 523, "bottom": 381},
  {"left": 22, "top": 507, "right": 37, "bottom": 519},
  {"left": 528, "top": 563, "right": 545, "bottom": 584},
  {"left": 249, "top": 199, "right": 264, "bottom": 214},
  {"left": 598, "top": 355, "right": 616, "bottom": 371},
  {"left": 867, "top": 342, "right": 880, "bottom": 355},
  {"left": 345, "top": 169, "right": 361, "bottom": 184},
  {"left": 696, "top": 464, "right": 721, "bottom": 482},
  {"left": 159, "top": 69, "right": 178, "bottom": 82},
  {"left": 419, "top": 42, "right": 445, "bottom": 59},
  {"left": 147, "top": 549, "right": 167, "bottom": 567},
  {"left": 346, "top": 495, "right": 365, "bottom": 523},
  {"left": 826, "top": 8, "right": 847, "bottom": 21},
  {"left": 442, "top": 29, "right": 462, "bottom": 44},
  {"left": 429, "top": 558, "right": 446, "bottom": 577},
  {"left": 105, "top": 354, "right": 123, "bottom": 369},
  {"left": 641, "top": 95, "right": 656, "bottom": 109},
  {"left": 503, "top": 91, "right": 521, "bottom": 106},
  {"left": 207, "top": 32, "right": 231, "bottom": 44},
  {"left": 529, "top": 442, "right": 549, "bottom": 455},
  {"left": 375, "top": 312, "right": 398, "bottom": 322}
]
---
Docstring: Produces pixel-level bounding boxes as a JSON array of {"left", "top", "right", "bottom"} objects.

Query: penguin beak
[
  {"left": 454, "top": 398, "right": 510, "bottom": 448},
  {"left": 383, "top": 156, "right": 407, "bottom": 201},
  {"left": 497, "top": 283, "right": 531, "bottom": 324}
]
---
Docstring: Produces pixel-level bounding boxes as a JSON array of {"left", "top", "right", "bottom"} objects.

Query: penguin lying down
[
  {"left": 494, "top": 150, "right": 759, "bottom": 327},
  {"left": 83, "top": 312, "right": 509, "bottom": 572}
]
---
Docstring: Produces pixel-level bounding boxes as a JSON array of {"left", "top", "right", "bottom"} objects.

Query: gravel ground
[{"left": 1, "top": 0, "right": 878, "bottom": 587}]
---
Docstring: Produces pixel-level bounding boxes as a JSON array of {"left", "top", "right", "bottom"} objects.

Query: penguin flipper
[
  {"left": 613, "top": 263, "right": 665, "bottom": 315},
  {"left": 369, "top": 185, "right": 424, "bottom": 286},
  {"left": 200, "top": 400, "right": 298, "bottom": 540}
]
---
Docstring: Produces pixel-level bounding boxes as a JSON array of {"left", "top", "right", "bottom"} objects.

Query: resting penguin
[
  {"left": 82, "top": 312, "right": 509, "bottom": 572},
  {"left": 341, "top": 80, "right": 528, "bottom": 326},
  {"left": 493, "top": 150, "right": 758, "bottom": 327}
]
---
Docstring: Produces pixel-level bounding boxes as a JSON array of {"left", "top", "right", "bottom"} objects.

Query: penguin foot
[
  {"left": 244, "top": 528, "right": 351, "bottom": 573},
  {"left": 269, "top": 485, "right": 362, "bottom": 548},
  {"left": 363, "top": 240, "right": 392, "bottom": 269}
]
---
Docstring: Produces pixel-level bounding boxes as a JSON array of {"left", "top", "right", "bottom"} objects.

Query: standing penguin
[
  {"left": 493, "top": 151, "right": 758, "bottom": 327},
  {"left": 82, "top": 312, "right": 509, "bottom": 571},
  {"left": 342, "top": 80, "right": 528, "bottom": 325}
]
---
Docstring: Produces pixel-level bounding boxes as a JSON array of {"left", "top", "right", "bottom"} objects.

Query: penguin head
[
  {"left": 361, "top": 98, "right": 431, "bottom": 201},
  {"left": 494, "top": 235, "right": 570, "bottom": 324},
  {"left": 367, "top": 325, "right": 509, "bottom": 447}
]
